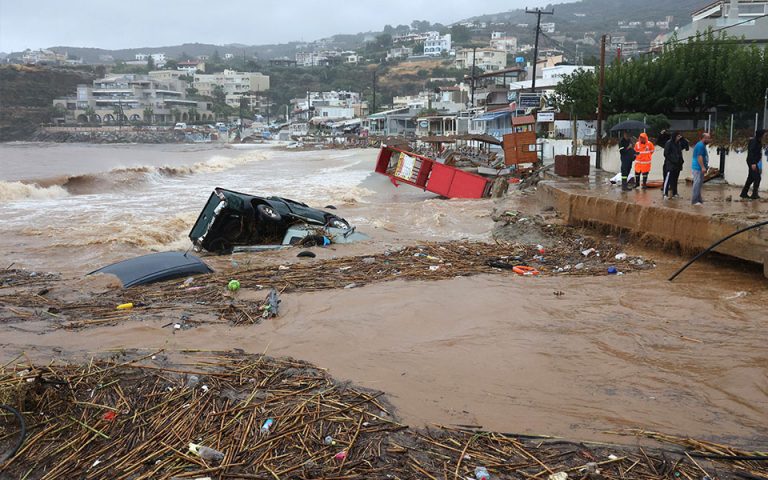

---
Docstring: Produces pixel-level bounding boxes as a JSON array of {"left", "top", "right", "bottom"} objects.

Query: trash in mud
[
  {"left": 1, "top": 351, "right": 764, "bottom": 480},
  {"left": 189, "top": 188, "right": 368, "bottom": 255},
  {"left": 3, "top": 242, "right": 653, "bottom": 330}
]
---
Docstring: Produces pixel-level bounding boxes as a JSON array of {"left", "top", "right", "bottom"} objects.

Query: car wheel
[
  {"left": 257, "top": 204, "right": 282, "bottom": 222},
  {"left": 326, "top": 216, "right": 349, "bottom": 229}
]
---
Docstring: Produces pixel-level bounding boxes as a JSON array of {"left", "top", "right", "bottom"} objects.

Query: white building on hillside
[
  {"left": 193, "top": 69, "right": 270, "bottom": 108},
  {"left": 424, "top": 32, "right": 452, "bottom": 56},
  {"left": 490, "top": 34, "right": 518, "bottom": 53}
]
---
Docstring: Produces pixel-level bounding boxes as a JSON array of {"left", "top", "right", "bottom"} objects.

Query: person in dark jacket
[
  {"left": 741, "top": 129, "right": 765, "bottom": 200},
  {"left": 619, "top": 131, "right": 636, "bottom": 191},
  {"left": 663, "top": 132, "right": 685, "bottom": 198}
]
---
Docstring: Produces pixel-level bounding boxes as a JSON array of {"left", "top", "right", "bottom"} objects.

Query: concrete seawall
[{"left": 537, "top": 178, "right": 768, "bottom": 277}]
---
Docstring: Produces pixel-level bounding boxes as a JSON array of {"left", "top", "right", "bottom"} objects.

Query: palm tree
[
  {"left": 143, "top": 106, "right": 154, "bottom": 125},
  {"left": 84, "top": 106, "right": 96, "bottom": 123}
]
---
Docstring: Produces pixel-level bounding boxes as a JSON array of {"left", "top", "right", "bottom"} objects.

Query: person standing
[
  {"left": 740, "top": 129, "right": 765, "bottom": 200},
  {"left": 634, "top": 133, "right": 655, "bottom": 189},
  {"left": 663, "top": 132, "right": 684, "bottom": 199},
  {"left": 619, "top": 131, "right": 636, "bottom": 191},
  {"left": 691, "top": 133, "right": 711, "bottom": 206}
]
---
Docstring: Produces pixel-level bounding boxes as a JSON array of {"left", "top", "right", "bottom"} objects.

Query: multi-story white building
[
  {"left": 53, "top": 72, "right": 214, "bottom": 125},
  {"left": 134, "top": 53, "right": 167, "bottom": 67},
  {"left": 291, "top": 91, "right": 368, "bottom": 120},
  {"left": 296, "top": 52, "right": 328, "bottom": 67},
  {"left": 541, "top": 23, "right": 556, "bottom": 33},
  {"left": 193, "top": 69, "right": 270, "bottom": 97},
  {"left": 424, "top": 32, "right": 452, "bottom": 56},
  {"left": 454, "top": 48, "right": 508, "bottom": 72},
  {"left": 658, "top": 0, "right": 768, "bottom": 45}
]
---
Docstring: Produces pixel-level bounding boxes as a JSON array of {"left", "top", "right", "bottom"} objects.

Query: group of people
[{"left": 618, "top": 128, "right": 766, "bottom": 205}]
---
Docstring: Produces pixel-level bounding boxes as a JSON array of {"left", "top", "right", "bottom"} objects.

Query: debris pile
[
  {"left": 1, "top": 241, "right": 652, "bottom": 329},
  {"left": 0, "top": 353, "right": 765, "bottom": 479}
]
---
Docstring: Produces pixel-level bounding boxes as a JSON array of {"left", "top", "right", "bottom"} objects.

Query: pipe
[
  {"left": 669, "top": 220, "right": 768, "bottom": 281},
  {"left": 0, "top": 404, "right": 26, "bottom": 463}
]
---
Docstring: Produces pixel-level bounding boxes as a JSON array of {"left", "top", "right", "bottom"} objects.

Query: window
[{"left": 738, "top": 4, "right": 766, "bottom": 15}]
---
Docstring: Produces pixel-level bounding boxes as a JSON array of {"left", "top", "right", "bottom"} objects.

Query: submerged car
[{"left": 189, "top": 188, "right": 352, "bottom": 254}]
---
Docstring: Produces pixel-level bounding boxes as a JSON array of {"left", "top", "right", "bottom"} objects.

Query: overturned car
[{"left": 190, "top": 188, "right": 362, "bottom": 254}]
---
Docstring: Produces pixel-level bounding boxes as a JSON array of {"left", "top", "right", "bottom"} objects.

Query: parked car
[
  {"left": 189, "top": 188, "right": 352, "bottom": 254},
  {"left": 174, "top": 122, "right": 187, "bottom": 130}
]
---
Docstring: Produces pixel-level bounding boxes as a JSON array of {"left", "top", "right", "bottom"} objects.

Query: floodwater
[{"left": 1, "top": 143, "right": 766, "bottom": 448}]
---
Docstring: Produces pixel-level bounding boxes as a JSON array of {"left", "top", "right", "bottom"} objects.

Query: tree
[
  {"left": 450, "top": 25, "right": 471, "bottom": 45},
  {"left": 550, "top": 68, "right": 598, "bottom": 153},
  {"left": 147, "top": 55, "right": 155, "bottom": 70},
  {"left": 187, "top": 107, "right": 198, "bottom": 123},
  {"left": 164, "top": 59, "right": 178, "bottom": 70},
  {"left": 84, "top": 106, "right": 96, "bottom": 123},
  {"left": 724, "top": 46, "right": 767, "bottom": 113},
  {"left": 143, "top": 106, "right": 154, "bottom": 125},
  {"left": 375, "top": 34, "right": 393, "bottom": 50},
  {"left": 211, "top": 85, "right": 227, "bottom": 104}
]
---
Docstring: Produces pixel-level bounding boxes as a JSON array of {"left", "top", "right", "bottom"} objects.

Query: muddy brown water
[{"left": 0, "top": 143, "right": 766, "bottom": 448}]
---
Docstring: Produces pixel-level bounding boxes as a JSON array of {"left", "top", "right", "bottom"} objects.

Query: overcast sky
[{"left": 0, "top": 0, "right": 557, "bottom": 52}]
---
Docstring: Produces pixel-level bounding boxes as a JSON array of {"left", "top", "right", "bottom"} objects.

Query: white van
[{"left": 174, "top": 123, "right": 187, "bottom": 130}]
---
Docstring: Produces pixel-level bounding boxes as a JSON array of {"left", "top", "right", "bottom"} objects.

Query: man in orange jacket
[{"left": 634, "top": 133, "right": 655, "bottom": 189}]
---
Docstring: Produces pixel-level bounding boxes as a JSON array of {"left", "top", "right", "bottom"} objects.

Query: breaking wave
[
  {"left": 0, "top": 181, "right": 69, "bottom": 202},
  {"left": 21, "top": 212, "right": 197, "bottom": 250},
  {"left": 3, "top": 154, "right": 263, "bottom": 201}
]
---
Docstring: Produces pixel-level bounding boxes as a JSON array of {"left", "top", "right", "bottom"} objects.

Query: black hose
[
  {"left": 0, "top": 404, "right": 26, "bottom": 463},
  {"left": 668, "top": 220, "right": 768, "bottom": 281}
]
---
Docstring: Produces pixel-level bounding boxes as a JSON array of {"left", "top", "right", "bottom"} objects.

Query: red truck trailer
[{"left": 374, "top": 146, "right": 493, "bottom": 199}]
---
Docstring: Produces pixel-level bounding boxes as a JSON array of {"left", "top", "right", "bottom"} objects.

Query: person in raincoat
[{"left": 634, "top": 133, "right": 655, "bottom": 189}]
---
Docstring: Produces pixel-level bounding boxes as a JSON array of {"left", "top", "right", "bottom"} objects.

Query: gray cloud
[{"left": 0, "top": 0, "right": 555, "bottom": 52}]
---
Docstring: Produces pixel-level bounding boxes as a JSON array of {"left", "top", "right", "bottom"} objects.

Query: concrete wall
[{"left": 538, "top": 139, "right": 766, "bottom": 191}]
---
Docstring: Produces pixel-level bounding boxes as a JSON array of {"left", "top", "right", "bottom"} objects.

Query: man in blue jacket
[{"left": 741, "top": 129, "right": 765, "bottom": 200}]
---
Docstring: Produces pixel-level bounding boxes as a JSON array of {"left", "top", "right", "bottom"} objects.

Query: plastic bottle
[
  {"left": 260, "top": 418, "right": 274, "bottom": 435},
  {"left": 475, "top": 466, "right": 490, "bottom": 480},
  {"left": 189, "top": 443, "right": 225, "bottom": 463},
  {"left": 324, "top": 435, "right": 335, "bottom": 446},
  {"left": 116, "top": 303, "right": 134, "bottom": 310}
]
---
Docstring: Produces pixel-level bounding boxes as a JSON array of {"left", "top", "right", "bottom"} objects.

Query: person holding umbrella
[{"left": 634, "top": 133, "right": 655, "bottom": 189}]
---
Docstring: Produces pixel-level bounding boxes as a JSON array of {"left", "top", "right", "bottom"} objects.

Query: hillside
[
  {"left": 0, "top": 65, "right": 99, "bottom": 141},
  {"left": 9, "top": 0, "right": 708, "bottom": 64}
]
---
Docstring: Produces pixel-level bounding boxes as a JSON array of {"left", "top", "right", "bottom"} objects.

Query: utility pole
[
  {"left": 763, "top": 87, "right": 767, "bottom": 130},
  {"left": 470, "top": 46, "right": 477, "bottom": 108},
  {"left": 596, "top": 34, "right": 607, "bottom": 170},
  {"left": 526, "top": 7, "right": 554, "bottom": 92},
  {"left": 372, "top": 70, "right": 377, "bottom": 114}
]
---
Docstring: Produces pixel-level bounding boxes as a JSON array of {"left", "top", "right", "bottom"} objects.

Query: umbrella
[{"left": 611, "top": 120, "right": 649, "bottom": 132}]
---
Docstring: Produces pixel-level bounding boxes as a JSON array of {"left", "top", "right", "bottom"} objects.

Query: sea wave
[
  {"left": 0, "top": 181, "right": 69, "bottom": 202},
  {"left": 3, "top": 154, "right": 264, "bottom": 201}
]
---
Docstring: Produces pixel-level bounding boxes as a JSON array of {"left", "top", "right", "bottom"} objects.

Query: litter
[
  {"left": 582, "top": 248, "right": 596, "bottom": 257},
  {"left": 475, "top": 466, "right": 491, "bottom": 479},
  {"left": 548, "top": 473, "right": 568, "bottom": 480},
  {"left": 298, "top": 251, "right": 317, "bottom": 258},
  {"left": 227, "top": 280, "right": 241, "bottom": 292},
  {"left": 116, "top": 303, "right": 134, "bottom": 311},
  {"left": 260, "top": 418, "right": 274, "bottom": 435},
  {"left": 188, "top": 443, "right": 225, "bottom": 463},
  {"left": 615, "top": 253, "right": 628, "bottom": 261}
]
